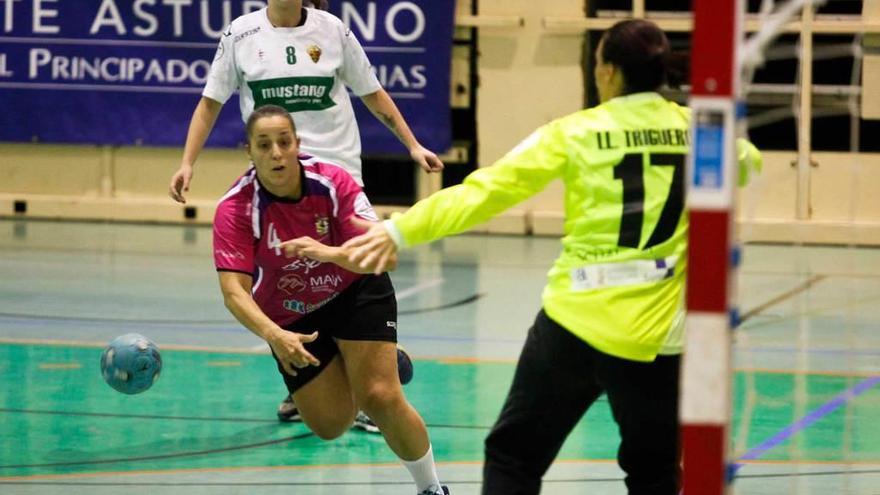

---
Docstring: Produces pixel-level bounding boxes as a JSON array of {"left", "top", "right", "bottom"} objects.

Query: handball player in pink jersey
[
  {"left": 176, "top": 0, "right": 436, "bottom": 429},
  {"left": 213, "top": 105, "right": 447, "bottom": 495}
]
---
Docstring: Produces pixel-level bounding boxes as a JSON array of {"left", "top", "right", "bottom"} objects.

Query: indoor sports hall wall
[{"left": 1, "top": 0, "right": 879, "bottom": 245}]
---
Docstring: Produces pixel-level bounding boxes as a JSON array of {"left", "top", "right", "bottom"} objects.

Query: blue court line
[{"left": 733, "top": 375, "right": 880, "bottom": 474}]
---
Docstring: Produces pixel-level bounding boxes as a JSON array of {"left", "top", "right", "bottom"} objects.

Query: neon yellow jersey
[{"left": 391, "top": 92, "right": 761, "bottom": 362}]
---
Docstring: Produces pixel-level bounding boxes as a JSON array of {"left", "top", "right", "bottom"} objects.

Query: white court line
[
  {"left": 6, "top": 458, "right": 877, "bottom": 481},
  {"left": 395, "top": 278, "right": 444, "bottom": 301},
  {"left": 7, "top": 276, "right": 444, "bottom": 355},
  {"left": 0, "top": 458, "right": 621, "bottom": 481}
]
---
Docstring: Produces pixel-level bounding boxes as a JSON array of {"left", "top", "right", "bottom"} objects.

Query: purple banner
[{"left": 0, "top": 1, "right": 453, "bottom": 153}]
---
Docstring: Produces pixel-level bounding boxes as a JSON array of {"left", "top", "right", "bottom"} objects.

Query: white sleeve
[
  {"left": 338, "top": 26, "right": 382, "bottom": 96},
  {"left": 202, "top": 26, "right": 238, "bottom": 104}
]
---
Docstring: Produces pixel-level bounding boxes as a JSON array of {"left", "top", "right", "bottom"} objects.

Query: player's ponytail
[
  {"left": 663, "top": 51, "right": 690, "bottom": 90},
  {"left": 601, "top": 20, "right": 686, "bottom": 93}
]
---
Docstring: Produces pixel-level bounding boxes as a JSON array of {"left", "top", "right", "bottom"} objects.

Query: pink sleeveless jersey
[{"left": 212, "top": 155, "right": 379, "bottom": 328}]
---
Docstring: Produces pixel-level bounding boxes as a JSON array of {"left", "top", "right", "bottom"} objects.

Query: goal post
[{"left": 682, "top": 0, "right": 742, "bottom": 493}]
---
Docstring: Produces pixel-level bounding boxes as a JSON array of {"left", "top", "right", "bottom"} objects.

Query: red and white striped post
[{"left": 682, "top": 0, "right": 743, "bottom": 494}]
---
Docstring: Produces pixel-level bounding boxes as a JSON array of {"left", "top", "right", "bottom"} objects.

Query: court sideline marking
[{"left": 732, "top": 374, "right": 880, "bottom": 475}]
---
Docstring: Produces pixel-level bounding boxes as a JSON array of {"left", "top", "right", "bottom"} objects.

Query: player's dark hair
[
  {"left": 601, "top": 19, "right": 689, "bottom": 93},
  {"left": 246, "top": 105, "right": 297, "bottom": 141}
]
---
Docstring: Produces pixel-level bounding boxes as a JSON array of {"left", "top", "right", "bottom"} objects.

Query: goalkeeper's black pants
[{"left": 482, "top": 309, "right": 681, "bottom": 495}]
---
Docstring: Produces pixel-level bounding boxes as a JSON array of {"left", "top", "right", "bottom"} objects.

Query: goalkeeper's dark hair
[{"left": 601, "top": 19, "right": 689, "bottom": 94}]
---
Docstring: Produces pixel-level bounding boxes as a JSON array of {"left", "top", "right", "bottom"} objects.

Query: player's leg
[
  {"left": 340, "top": 273, "right": 407, "bottom": 437},
  {"left": 270, "top": 330, "right": 357, "bottom": 440},
  {"left": 334, "top": 273, "right": 445, "bottom": 494},
  {"left": 280, "top": 344, "right": 413, "bottom": 428},
  {"left": 338, "top": 338, "right": 445, "bottom": 494},
  {"left": 338, "top": 339, "right": 428, "bottom": 455},
  {"left": 290, "top": 353, "right": 358, "bottom": 440},
  {"left": 482, "top": 310, "right": 602, "bottom": 495},
  {"left": 349, "top": 344, "right": 415, "bottom": 433},
  {"left": 598, "top": 352, "right": 681, "bottom": 494},
  {"left": 277, "top": 275, "right": 413, "bottom": 433}
]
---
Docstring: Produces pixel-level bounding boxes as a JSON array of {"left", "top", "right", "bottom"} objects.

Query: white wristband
[{"left": 383, "top": 219, "right": 406, "bottom": 249}]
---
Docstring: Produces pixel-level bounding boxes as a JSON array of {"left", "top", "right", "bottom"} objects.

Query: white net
[{"left": 732, "top": 1, "right": 880, "bottom": 493}]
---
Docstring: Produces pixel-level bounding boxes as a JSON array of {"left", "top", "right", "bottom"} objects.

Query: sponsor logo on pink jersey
[
  {"left": 277, "top": 274, "right": 307, "bottom": 295},
  {"left": 310, "top": 274, "right": 343, "bottom": 293}
]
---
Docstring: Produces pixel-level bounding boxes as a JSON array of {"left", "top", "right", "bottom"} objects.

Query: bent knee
[
  {"left": 299, "top": 404, "right": 357, "bottom": 440},
  {"left": 356, "top": 382, "right": 404, "bottom": 413},
  {"left": 308, "top": 422, "right": 350, "bottom": 440},
  {"left": 304, "top": 413, "right": 355, "bottom": 440}
]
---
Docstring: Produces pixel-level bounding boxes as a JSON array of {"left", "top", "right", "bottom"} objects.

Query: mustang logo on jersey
[
  {"left": 248, "top": 77, "right": 336, "bottom": 112},
  {"left": 307, "top": 45, "right": 322, "bottom": 63}
]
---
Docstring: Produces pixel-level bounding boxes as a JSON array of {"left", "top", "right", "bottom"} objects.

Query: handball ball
[
  {"left": 100, "top": 333, "right": 162, "bottom": 395},
  {"left": 397, "top": 346, "right": 414, "bottom": 385}
]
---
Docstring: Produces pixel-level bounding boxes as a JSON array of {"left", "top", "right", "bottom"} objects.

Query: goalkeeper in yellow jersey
[{"left": 344, "top": 19, "right": 761, "bottom": 495}]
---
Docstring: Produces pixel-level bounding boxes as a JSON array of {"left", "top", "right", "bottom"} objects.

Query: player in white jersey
[
  {"left": 169, "top": 0, "right": 440, "bottom": 430},
  {"left": 168, "top": 0, "right": 442, "bottom": 196}
]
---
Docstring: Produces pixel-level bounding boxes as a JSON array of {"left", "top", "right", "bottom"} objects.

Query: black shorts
[{"left": 271, "top": 273, "right": 397, "bottom": 393}]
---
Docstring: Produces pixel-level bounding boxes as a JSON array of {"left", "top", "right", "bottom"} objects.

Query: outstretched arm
[
  {"left": 280, "top": 236, "right": 397, "bottom": 274},
  {"left": 344, "top": 120, "right": 569, "bottom": 273},
  {"left": 360, "top": 89, "right": 444, "bottom": 173},
  {"left": 343, "top": 218, "right": 400, "bottom": 275},
  {"left": 736, "top": 138, "right": 762, "bottom": 186},
  {"left": 218, "top": 271, "right": 320, "bottom": 375},
  {"left": 169, "top": 96, "right": 223, "bottom": 203}
]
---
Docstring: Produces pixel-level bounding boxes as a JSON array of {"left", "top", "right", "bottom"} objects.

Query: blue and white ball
[{"left": 100, "top": 333, "right": 162, "bottom": 395}]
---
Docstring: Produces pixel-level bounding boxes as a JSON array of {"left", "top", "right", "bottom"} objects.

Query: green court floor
[
  {"left": 3, "top": 220, "right": 880, "bottom": 494},
  {"left": 1, "top": 343, "right": 878, "bottom": 480}
]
